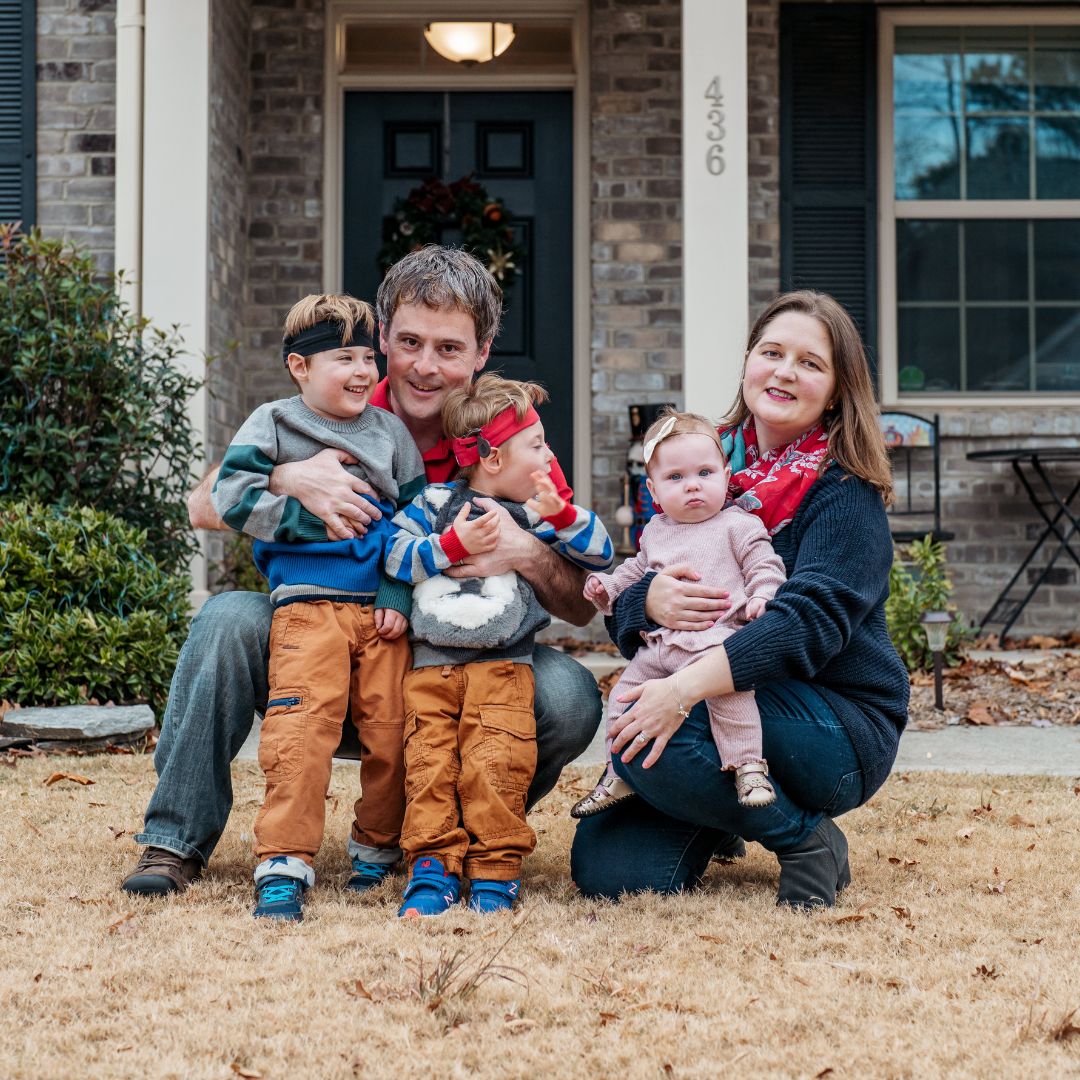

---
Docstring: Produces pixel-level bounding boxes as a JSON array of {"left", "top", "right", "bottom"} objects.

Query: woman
[{"left": 570, "top": 291, "right": 909, "bottom": 909}]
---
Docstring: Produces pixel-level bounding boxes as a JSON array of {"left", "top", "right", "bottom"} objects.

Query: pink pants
[{"left": 607, "top": 633, "right": 763, "bottom": 771}]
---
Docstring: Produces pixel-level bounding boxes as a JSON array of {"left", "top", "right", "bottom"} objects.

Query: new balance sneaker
[
  {"left": 467, "top": 879, "right": 520, "bottom": 914},
  {"left": 397, "top": 857, "right": 461, "bottom": 919},
  {"left": 346, "top": 857, "right": 395, "bottom": 894},
  {"left": 121, "top": 846, "right": 202, "bottom": 895},
  {"left": 253, "top": 875, "right": 306, "bottom": 922}
]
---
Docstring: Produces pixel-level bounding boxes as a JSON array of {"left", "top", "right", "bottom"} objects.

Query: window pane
[
  {"left": 1034, "top": 220, "right": 1080, "bottom": 301},
  {"left": 966, "top": 308, "right": 1029, "bottom": 391},
  {"left": 897, "top": 220, "right": 958, "bottom": 301},
  {"left": 898, "top": 308, "right": 960, "bottom": 392},
  {"left": 1035, "top": 308, "right": 1080, "bottom": 391},
  {"left": 966, "top": 117, "right": 1030, "bottom": 197},
  {"left": 895, "top": 30, "right": 962, "bottom": 114},
  {"left": 965, "top": 220, "right": 1028, "bottom": 301},
  {"left": 963, "top": 29, "right": 1030, "bottom": 112},
  {"left": 895, "top": 116, "right": 961, "bottom": 199},
  {"left": 1035, "top": 117, "right": 1080, "bottom": 198},
  {"left": 1034, "top": 28, "right": 1080, "bottom": 112}
]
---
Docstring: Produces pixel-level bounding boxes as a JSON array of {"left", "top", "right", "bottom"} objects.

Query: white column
[
  {"left": 142, "top": 0, "right": 211, "bottom": 605},
  {"left": 114, "top": 0, "right": 144, "bottom": 314},
  {"left": 681, "top": 0, "right": 749, "bottom": 424}
]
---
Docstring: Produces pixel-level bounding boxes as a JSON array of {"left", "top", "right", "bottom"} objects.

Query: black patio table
[{"left": 966, "top": 446, "right": 1080, "bottom": 642}]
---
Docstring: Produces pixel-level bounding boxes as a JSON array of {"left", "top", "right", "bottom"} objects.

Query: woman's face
[{"left": 742, "top": 311, "right": 837, "bottom": 453}]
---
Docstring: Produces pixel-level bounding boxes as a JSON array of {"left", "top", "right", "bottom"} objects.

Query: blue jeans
[
  {"left": 136, "top": 591, "right": 602, "bottom": 864},
  {"left": 570, "top": 680, "right": 864, "bottom": 898}
]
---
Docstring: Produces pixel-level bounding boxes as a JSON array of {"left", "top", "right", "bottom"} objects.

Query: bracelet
[{"left": 671, "top": 672, "right": 691, "bottom": 720}]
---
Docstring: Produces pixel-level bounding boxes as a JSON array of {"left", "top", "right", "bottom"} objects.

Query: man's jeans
[
  {"left": 136, "top": 592, "right": 602, "bottom": 865},
  {"left": 570, "top": 680, "right": 865, "bottom": 899}
]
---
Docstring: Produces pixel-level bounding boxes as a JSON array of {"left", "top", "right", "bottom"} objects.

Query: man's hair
[
  {"left": 282, "top": 293, "right": 374, "bottom": 345},
  {"left": 642, "top": 409, "right": 725, "bottom": 475},
  {"left": 441, "top": 373, "right": 548, "bottom": 480},
  {"left": 376, "top": 246, "right": 502, "bottom": 347}
]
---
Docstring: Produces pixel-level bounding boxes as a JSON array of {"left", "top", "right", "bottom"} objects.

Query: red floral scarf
[{"left": 720, "top": 417, "right": 830, "bottom": 536}]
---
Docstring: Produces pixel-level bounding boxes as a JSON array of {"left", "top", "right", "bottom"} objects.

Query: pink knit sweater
[{"left": 587, "top": 507, "right": 787, "bottom": 653}]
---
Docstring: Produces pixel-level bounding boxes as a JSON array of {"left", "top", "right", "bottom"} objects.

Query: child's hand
[
  {"left": 745, "top": 596, "right": 767, "bottom": 621},
  {"left": 584, "top": 576, "right": 609, "bottom": 606},
  {"left": 525, "top": 471, "right": 567, "bottom": 519},
  {"left": 375, "top": 608, "right": 408, "bottom": 640},
  {"left": 449, "top": 500, "right": 500, "bottom": 555}
]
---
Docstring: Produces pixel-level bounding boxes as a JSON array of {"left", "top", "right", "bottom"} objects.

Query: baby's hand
[
  {"left": 745, "top": 596, "right": 767, "bottom": 621},
  {"left": 448, "top": 500, "right": 500, "bottom": 555},
  {"left": 375, "top": 608, "right": 408, "bottom": 640},
  {"left": 584, "top": 576, "right": 609, "bottom": 607},
  {"left": 525, "top": 471, "right": 567, "bottom": 519}
]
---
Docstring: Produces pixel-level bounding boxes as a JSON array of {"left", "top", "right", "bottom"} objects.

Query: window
[
  {"left": 879, "top": 12, "right": 1080, "bottom": 400},
  {"left": 0, "top": 0, "right": 35, "bottom": 230}
]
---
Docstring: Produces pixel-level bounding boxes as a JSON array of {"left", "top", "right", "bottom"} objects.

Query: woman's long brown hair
[{"left": 718, "top": 290, "right": 894, "bottom": 505}]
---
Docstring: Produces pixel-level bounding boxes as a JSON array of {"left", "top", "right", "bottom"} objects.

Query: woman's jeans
[
  {"left": 571, "top": 680, "right": 864, "bottom": 899},
  {"left": 135, "top": 592, "right": 603, "bottom": 865}
]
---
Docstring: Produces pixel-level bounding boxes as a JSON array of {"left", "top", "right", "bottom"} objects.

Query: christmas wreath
[{"left": 378, "top": 175, "right": 525, "bottom": 290}]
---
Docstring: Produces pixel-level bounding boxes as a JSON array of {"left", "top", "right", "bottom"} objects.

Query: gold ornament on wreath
[{"left": 378, "top": 175, "right": 525, "bottom": 291}]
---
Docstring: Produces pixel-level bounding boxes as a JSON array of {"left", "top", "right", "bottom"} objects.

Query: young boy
[
  {"left": 573, "top": 410, "right": 787, "bottom": 818},
  {"left": 384, "top": 374, "right": 614, "bottom": 916},
  {"left": 211, "top": 294, "right": 425, "bottom": 921}
]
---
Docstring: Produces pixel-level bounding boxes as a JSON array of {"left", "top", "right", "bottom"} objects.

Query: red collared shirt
[{"left": 369, "top": 377, "right": 573, "bottom": 500}]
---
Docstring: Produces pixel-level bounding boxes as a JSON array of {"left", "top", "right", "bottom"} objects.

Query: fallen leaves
[
  {"left": 106, "top": 912, "right": 136, "bottom": 935},
  {"left": 1050, "top": 1009, "right": 1080, "bottom": 1042},
  {"left": 965, "top": 702, "right": 997, "bottom": 726},
  {"left": 43, "top": 772, "right": 94, "bottom": 787},
  {"left": 973, "top": 964, "right": 1002, "bottom": 980},
  {"left": 230, "top": 1064, "right": 263, "bottom": 1079}
]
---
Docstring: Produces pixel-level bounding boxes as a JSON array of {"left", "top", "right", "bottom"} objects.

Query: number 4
[{"left": 705, "top": 76, "right": 723, "bottom": 105}]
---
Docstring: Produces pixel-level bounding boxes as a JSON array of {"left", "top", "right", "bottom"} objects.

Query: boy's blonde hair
[
  {"left": 642, "top": 408, "right": 725, "bottom": 474},
  {"left": 282, "top": 293, "right": 375, "bottom": 346},
  {"left": 442, "top": 373, "right": 548, "bottom": 480}
]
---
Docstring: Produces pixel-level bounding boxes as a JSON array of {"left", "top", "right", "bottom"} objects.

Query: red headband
[{"left": 452, "top": 403, "right": 541, "bottom": 467}]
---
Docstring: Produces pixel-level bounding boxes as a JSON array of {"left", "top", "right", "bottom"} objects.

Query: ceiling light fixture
[{"left": 424, "top": 21, "right": 515, "bottom": 65}]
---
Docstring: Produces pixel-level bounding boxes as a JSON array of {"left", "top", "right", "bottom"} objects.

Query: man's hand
[
  {"left": 270, "top": 448, "right": 381, "bottom": 540},
  {"left": 525, "top": 470, "right": 567, "bottom": 519},
  {"left": 745, "top": 596, "right": 767, "bottom": 621},
  {"left": 584, "top": 575, "right": 610, "bottom": 607},
  {"left": 375, "top": 608, "right": 408, "bottom": 640},
  {"left": 644, "top": 563, "right": 731, "bottom": 631},
  {"left": 448, "top": 501, "right": 500, "bottom": 556}
]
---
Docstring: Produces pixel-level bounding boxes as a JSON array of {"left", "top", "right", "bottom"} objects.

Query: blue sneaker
[
  {"left": 253, "top": 875, "right": 306, "bottom": 922},
  {"left": 397, "top": 857, "right": 461, "bottom": 919},
  {"left": 467, "top": 879, "right": 520, "bottom": 914},
  {"left": 346, "top": 857, "right": 395, "bottom": 894}
]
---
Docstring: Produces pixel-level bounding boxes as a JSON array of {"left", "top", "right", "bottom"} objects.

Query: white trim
[
  {"left": 323, "top": 0, "right": 592, "bottom": 504},
  {"left": 877, "top": 7, "right": 1080, "bottom": 408},
  {"left": 681, "top": 0, "right": 748, "bottom": 423},
  {"left": 114, "top": 0, "right": 144, "bottom": 315}
]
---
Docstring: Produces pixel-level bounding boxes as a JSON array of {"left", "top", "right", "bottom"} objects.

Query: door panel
[{"left": 342, "top": 91, "right": 574, "bottom": 484}]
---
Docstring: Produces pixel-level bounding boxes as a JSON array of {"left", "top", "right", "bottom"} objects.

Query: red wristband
[
  {"left": 439, "top": 526, "right": 470, "bottom": 564},
  {"left": 543, "top": 502, "right": 578, "bottom": 531}
]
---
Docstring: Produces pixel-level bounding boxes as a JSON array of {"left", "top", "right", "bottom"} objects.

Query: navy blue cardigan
[{"left": 608, "top": 465, "right": 910, "bottom": 799}]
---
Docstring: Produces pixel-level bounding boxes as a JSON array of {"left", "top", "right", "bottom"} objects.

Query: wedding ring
[{"left": 634, "top": 732, "right": 648, "bottom": 744}]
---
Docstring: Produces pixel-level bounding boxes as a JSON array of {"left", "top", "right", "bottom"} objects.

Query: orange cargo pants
[
  {"left": 401, "top": 659, "right": 537, "bottom": 881},
  {"left": 254, "top": 600, "right": 410, "bottom": 866}
]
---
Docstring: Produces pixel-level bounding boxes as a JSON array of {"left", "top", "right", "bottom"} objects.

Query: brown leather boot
[{"left": 121, "top": 846, "right": 202, "bottom": 895}]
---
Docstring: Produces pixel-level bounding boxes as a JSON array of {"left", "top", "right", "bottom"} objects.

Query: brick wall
[
  {"left": 242, "top": 0, "right": 325, "bottom": 415},
  {"left": 747, "top": 0, "right": 780, "bottom": 312},
  {"left": 34, "top": 0, "right": 116, "bottom": 271},
  {"left": 589, "top": 0, "right": 684, "bottom": 524}
]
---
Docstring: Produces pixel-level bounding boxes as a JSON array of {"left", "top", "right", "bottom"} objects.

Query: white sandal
[{"left": 570, "top": 774, "right": 638, "bottom": 818}]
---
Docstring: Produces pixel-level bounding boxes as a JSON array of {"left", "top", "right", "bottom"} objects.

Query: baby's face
[{"left": 645, "top": 434, "right": 730, "bottom": 524}]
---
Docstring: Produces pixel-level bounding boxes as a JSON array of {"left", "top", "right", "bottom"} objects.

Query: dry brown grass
[{"left": 2, "top": 755, "right": 1079, "bottom": 1080}]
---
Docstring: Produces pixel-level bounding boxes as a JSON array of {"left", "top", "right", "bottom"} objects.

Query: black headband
[{"left": 281, "top": 319, "right": 374, "bottom": 363}]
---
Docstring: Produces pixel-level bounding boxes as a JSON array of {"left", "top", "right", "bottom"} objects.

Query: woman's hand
[
  {"left": 644, "top": 563, "right": 731, "bottom": 630},
  {"left": 270, "top": 449, "right": 381, "bottom": 540},
  {"left": 608, "top": 675, "right": 685, "bottom": 769}
]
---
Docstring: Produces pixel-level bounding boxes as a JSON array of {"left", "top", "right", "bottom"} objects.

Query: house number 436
[{"left": 704, "top": 76, "right": 725, "bottom": 175}]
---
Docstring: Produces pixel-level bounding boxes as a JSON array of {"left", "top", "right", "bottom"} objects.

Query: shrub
[
  {"left": 211, "top": 533, "right": 269, "bottom": 595},
  {"left": 886, "top": 535, "right": 971, "bottom": 672},
  {"left": 0, "top": 226, "right": 203, "bottom": 576},
  {"left": 0, "top": 501, "right": 190, "bottom": 713}
]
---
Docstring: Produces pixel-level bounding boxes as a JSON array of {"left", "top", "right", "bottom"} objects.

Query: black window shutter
[
  {"left": 780, "top": 3, "right": 876, "bottom": 358},
  {"left": 0, "top": 0, "right": 35, "bottom": 228}
]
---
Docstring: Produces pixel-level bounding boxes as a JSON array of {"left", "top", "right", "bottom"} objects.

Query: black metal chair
[{"left": 879, "top": 411, "right": 954, "bottom": 544}]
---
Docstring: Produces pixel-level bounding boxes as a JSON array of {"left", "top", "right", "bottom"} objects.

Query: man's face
[{"left": 381, "top": 302, "right": 490, "bottom": 430}]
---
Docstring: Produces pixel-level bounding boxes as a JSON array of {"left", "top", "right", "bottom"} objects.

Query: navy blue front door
[{"left": 342, "top": 91, "right": 575, "bottom": 484}]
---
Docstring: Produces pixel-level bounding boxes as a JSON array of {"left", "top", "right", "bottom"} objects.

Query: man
[{"left": 121, "top": 246, "right": 601, "bottom": 895}]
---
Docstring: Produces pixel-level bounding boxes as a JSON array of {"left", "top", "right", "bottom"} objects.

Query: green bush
[
  {"left": 886, "top": 535, "right": 971, "bottom": 672},
  {"left": 211, "top": 533, "right": 269, "bottom": 595},
  {"left": 0, "top": 226, "right": 203, "bottom": 576},
  {"left": 0, "top": 501, "right": 190, "bottom": 713}
]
